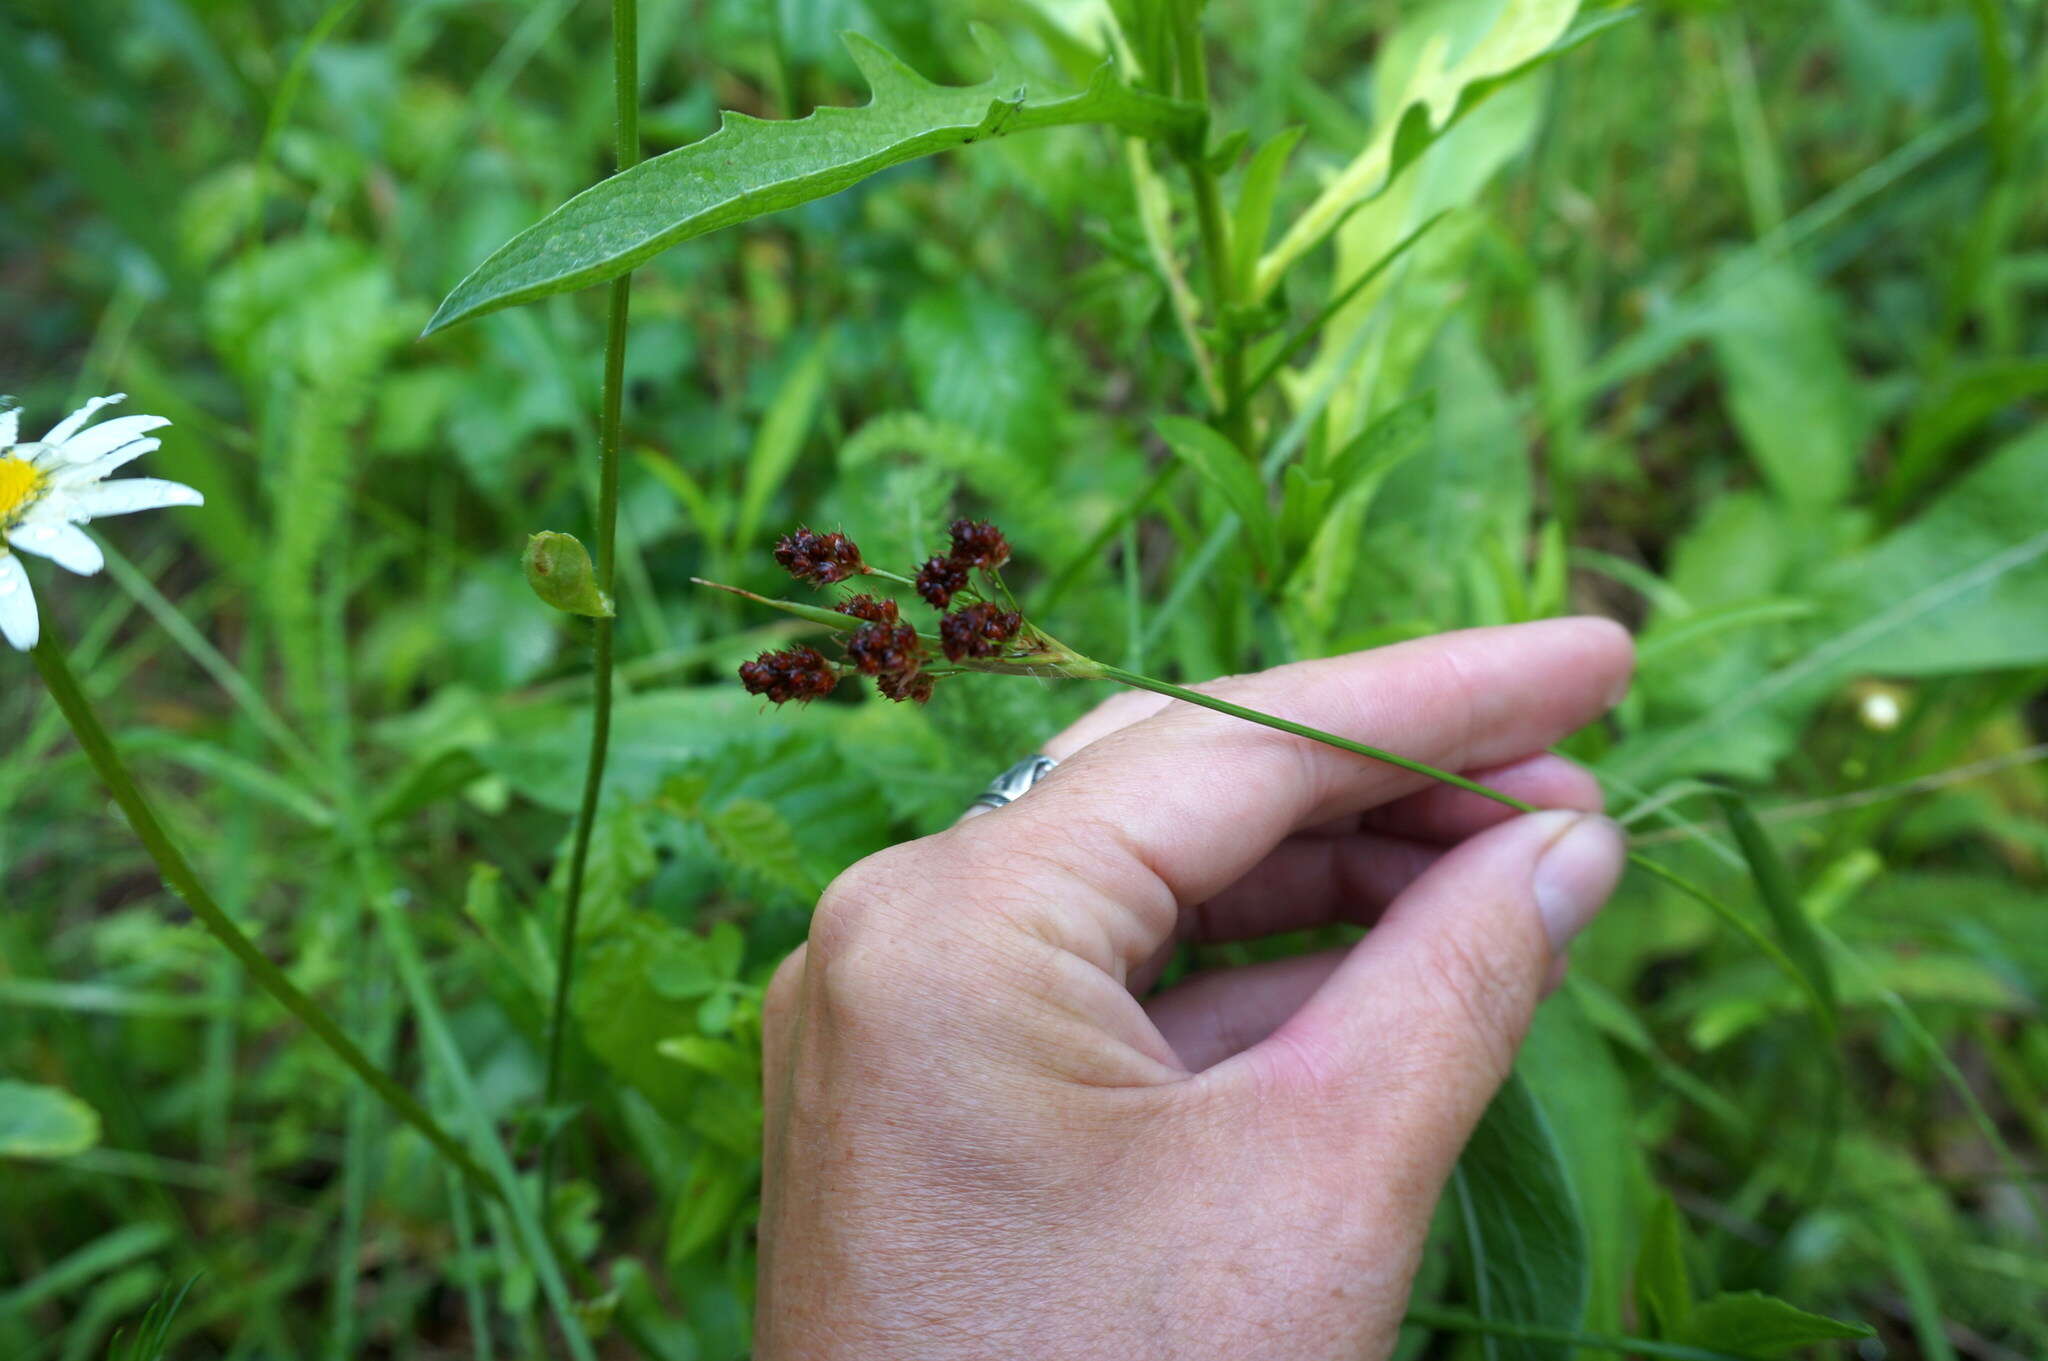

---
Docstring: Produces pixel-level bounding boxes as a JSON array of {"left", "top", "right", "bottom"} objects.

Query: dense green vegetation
[{"left": 4, "top": 0, "right": 2046, "bottom": 1356}]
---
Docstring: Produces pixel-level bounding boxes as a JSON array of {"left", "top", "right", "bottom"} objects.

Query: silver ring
[{"left": 965, "top": 754, "right": 1058, "bottom": 817}]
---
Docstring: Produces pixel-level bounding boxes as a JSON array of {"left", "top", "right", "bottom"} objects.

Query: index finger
[{"left": 940, "top": 618, "right": 1632, "bottom": 978}]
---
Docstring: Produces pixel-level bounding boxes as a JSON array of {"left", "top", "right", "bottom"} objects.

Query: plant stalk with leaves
[{"left": 540, "top": 0, "right": 641, "bottom": 1200}]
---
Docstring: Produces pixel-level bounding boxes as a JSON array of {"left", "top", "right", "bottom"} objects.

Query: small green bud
[{"left": 523, "top": 531, "right": 614, "bottom": 618}]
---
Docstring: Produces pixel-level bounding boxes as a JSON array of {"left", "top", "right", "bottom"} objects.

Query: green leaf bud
[{"left": 523, "top": 531, "right": 614, "bottom": 618}]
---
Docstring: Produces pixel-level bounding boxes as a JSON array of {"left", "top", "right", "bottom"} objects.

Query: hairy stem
[
  {"left": 545, "top": 0, "right": 640, "bottom": 1187},
  {"left": 31, "top": 627, "right": 497, "bottom": 1202}
]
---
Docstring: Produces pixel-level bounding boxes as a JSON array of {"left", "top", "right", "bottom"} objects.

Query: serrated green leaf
[
  {"left": 426, "top": 29, "right": 1202, "bottom": 333},
  {"left": 0, "top": 1080, "right": 103, "bottom": 1159},
  {"left": 1154, "top": 415, "right": 1279, "bottom": 570},
  {"left": 705, "top": 797, "right": 818, "bottom": 904},
  {"left": 1675, "top": 1291, "right": 1873, "bottom": 1356}
]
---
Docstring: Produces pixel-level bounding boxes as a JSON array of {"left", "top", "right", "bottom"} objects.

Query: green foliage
[
  {"left": 0, "top": 1080, "right": 102, "bottom": 1159},
  {"left": 426, "top": 29, "right": 1203, "bottom": 332},
  {"left": 1450, "top": 1074, "right": 1589, "bottom": 1359}
]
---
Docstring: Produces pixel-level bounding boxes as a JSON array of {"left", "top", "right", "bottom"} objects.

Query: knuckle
[
  {"left": 809, "top": 843, "right": 923, "bottom": 954},
  {"left": 763, "top": 944, "right": 807, "bottom": 1025}
]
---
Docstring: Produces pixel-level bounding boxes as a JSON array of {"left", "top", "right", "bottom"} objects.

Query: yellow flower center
[{"left": 0, "top": 456, "right": 46, "bottom": 527}]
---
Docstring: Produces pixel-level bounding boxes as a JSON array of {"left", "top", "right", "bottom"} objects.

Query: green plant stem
[
  {"left": 1095, "top": 665, "right": 1817, "bottom": 992},
  {"left": 1402, "top": 1304, "right": 1796, "bottom": 1361},
  {"left": 1098, "top": 664, "right": 1539, "bottom": 808},
  {"left": 1170, "top": 3, "right": 1252, "bottom": 456},
  {"left": 29, "top": 626, "right": 497, "bottom": 1202},
  {"left": 1242, "top": 211, "right": 1447, "bottom": 399},
  {"left": 545, "top": 0, "right": 640, "bottom": 1191}
]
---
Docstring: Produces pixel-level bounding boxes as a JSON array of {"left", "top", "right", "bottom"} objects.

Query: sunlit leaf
[{"left": 426, "top": 29, "right": 1202, "bottom": 333}]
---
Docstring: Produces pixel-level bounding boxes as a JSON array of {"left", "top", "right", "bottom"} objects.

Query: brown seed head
[
  {"left": 939, "top": 601, "right": 1024, "bottom": 661},
  {"left": 834, "top": 593, "right": 900, "bottom": 625},
  {"left": 947, "top": 519, "right": 1011, "bottom": 570},
  {"left": 843, "top": 620, "right": 923, "bottom": 678},
  {"left": 876, "top": 669, "right": 936, "bottom": 704},
  {"left": 773, "top": 526, "right": 865, "bottom": 585},
  {"left": 915, "top": 555, "right": 971, "bottom": 609},
  {"left": 738, "top": 645, "right": 839, "bottom": 704}
]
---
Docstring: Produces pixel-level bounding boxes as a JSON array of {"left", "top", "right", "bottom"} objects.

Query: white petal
[
  {"left": 51, "top": 437, "right": 161, "bottom": 486},
  {"left": 65, "top": 477, "right": 204, "bottom": 520},
  {"left": 40, "top": 393, "right": 125, "bottom": 447},
  {"left": 0, "top": 404, "right": 18, "bottom": 450},
  {"left": 0, "top": 555, "right": 38, "bottom": 651},
  {"left": 11, "top": 521, "right": 104, "bottom": 576},
  {"left": 47, "top": 413, "right": 170, "bottom": 466}
]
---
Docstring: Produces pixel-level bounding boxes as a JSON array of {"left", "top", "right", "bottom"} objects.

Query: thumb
[{"left": 1267, "top": 810, "right": 1625, "bottom": 1179}]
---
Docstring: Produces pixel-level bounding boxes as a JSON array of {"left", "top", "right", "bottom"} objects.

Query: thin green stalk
[
  {"left": 1095, "top": 664, "right": 1818, "bottom": 996},
  {"left": 1170, "top": 2, "right": 1252, "bottom": 456},
  {"left": 1242, "top": 211, "right": 1447, "bottom": 399},
  {"left": 29, "top": 626, "right": 497, "bottom": 1203},
  {"left": 1403, "top": 1303, "right": 1802, "bottom": 1361},
  {"left": 1099, "top": 663, "right": 1540, "bottom": 807},
  {"left": 545, "top": 0, "right": 640, "bottom": 1185}
]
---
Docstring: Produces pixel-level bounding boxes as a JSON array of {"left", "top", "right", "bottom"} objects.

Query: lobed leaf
[{"left": 426, "top": 29, "right": 1203, "bottom": 333}]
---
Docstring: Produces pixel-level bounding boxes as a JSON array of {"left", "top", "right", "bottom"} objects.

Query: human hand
[{"left": 756, "top": 619, "right": 1634, "bottom": 1359}]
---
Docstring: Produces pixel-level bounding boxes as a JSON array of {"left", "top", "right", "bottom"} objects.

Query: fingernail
[
  {"left": 1605, "top": 669, "right": 1634, "bottom": 711},
  {"left": 1531, "top": 813, "right": 1625, "bottom": 953}
]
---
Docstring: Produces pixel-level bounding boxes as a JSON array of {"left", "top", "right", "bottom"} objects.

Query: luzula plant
[
  {"left": 706, "top": 518, "right": 1824, "bottom": 1016},
  {"left": 709, "top": 518, "right": 1583, "bottom": 804}
]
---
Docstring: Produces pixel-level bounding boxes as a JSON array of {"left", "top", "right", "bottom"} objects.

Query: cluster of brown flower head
[
  {"left": 736, "top": 644, "right": 838, "bottom": 704},
  {"left": 939, "top": 600, "right": 1022, "bottom": 661},
  {"left": 773, "top": 526, "right": 866, "bottom": 585},
  {"left": 741, "top": 520, "right": 1024, "bottom": 707},
  {"left": 915, "top": 518, "right": 1010, "bottom": 608}
]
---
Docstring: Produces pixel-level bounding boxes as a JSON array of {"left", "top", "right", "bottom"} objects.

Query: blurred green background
[{"left": 3, "top": 0, "right": 2046, "bottom": 1356}]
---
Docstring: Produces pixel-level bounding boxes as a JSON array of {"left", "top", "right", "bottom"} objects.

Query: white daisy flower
[{"left": 0, "top": 393, "right": 204, "bottom": 652}]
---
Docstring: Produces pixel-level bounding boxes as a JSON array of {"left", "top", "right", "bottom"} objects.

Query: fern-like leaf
[{"left": 426, "top": 28, "right": 1202, "bottom": 334}]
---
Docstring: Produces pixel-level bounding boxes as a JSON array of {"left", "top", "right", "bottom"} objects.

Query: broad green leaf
[
  {"left": 667, "top": 1144, "right": 754, "bottom": 1264},
  {"left": 1634, "top": 1196, "right": 1697, "bottom": 1338},
  {"left": 1449, "top": 1073, "right": 1589, "bottom": 1361},
  {"left": 1154, "top": 416, "right": 1280, "bottom": 571},
  {"left": 426, "top": 30, "right": 1202, "bottom": 333},
  {"left": 1366, "top": 322, "right": 1529, "bottom": 622},
  {"left": 0, "top": 1080, "right": 103, "bottom": 1159},
  {"left": 1519, "top": 994, "right": 1649, "bottom": 1339},
  {"left": 1254, "top": 4, "right": 1628, "bottom": 299},
  {"left": 1608, "top": 423, "right": 2048, "bottom": 784},
  {"left": 1706, "top": 262, "right": 1867, "bottom": 510},
  {"left": 1675, "top": 1291, "right": 1872, "bottom": 1356}
]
